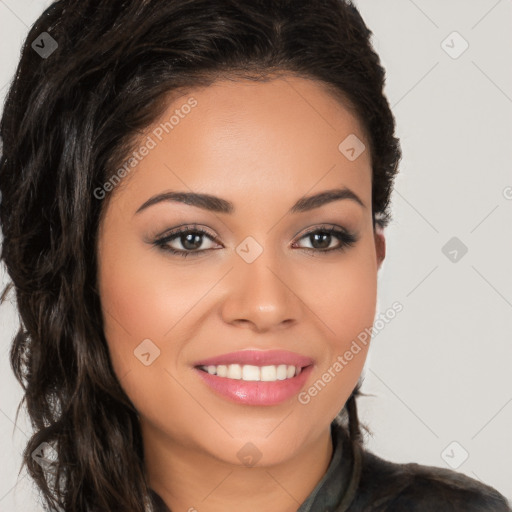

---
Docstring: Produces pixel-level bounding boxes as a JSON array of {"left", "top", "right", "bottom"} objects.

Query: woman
[{"left": 0, "top": 1, "right": 509, "bottom": 511}]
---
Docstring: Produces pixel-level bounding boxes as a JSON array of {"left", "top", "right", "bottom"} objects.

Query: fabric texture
[{"left": 148, "top": 419, "right": 511, "bottom": 511}]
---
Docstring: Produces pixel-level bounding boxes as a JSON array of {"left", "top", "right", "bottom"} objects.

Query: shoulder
[{"left": 347, "top": 445, "right": 512, "bottom": 511}]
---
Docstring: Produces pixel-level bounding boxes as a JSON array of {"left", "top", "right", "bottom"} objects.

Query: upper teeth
[{"left": 199, "top": 364, "right": 302, "bottom": 381}]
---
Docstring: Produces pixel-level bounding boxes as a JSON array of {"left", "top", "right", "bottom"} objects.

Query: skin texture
[{"left": 97, "top": 75, "right": 385, "bottom": 512}]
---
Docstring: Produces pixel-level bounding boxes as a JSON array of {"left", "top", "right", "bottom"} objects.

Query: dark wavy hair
[{"left": 0, "top": 0, "right": 401, "bottom": 510}]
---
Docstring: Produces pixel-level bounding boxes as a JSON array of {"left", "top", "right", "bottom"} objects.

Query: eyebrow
[{"left": 134, "top": 187, "right": 365, "bottom": 216}]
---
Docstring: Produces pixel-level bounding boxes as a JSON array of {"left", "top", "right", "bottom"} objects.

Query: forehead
[{"left": 108, "top": 75, "right": 372, "bottom": 213}]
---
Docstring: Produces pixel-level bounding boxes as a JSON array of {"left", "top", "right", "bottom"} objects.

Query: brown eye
[
  {"left": 153, "top": 226, "right": 220, "bottom": 258},
  {"left": 153, "top": 224, "right": 358, "bottom": 258},
  {"left": 293, "top": 226, "right": 358, "bottom": 253}
]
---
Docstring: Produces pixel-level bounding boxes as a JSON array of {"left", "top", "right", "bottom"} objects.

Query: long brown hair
[{"left": 0, "top": 1, "right": 401, "bottom": 510}]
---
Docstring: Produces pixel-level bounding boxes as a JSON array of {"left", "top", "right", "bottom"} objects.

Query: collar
[{"left": 298, "top": 419, "right": 361, "bottom": 512}]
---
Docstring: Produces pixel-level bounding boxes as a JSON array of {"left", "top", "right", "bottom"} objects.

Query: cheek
[
  {"left": 97, "top": 249, "right": 186, "bottom": 414},
  {"left": 97, "top": 238, "right": 223, "bottom": 410},
  {"left": 98, "top": 243, "right": 200, "bottom": 342},
  {"left": 302, "top": 242, "right": 378, "bottom": 348},
  {"left": 329, "top": 266, "right": 376, "bottom": 348},
  {"left": 96, "top": 234, "right": 178, "bottom": 385},
  {"left": 296, "top": 245, "right": 377, "bottom": 415}
]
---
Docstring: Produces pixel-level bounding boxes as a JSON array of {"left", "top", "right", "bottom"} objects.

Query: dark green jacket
[{"left": 149, "top": 419, "right": 511, "bottom": 511}]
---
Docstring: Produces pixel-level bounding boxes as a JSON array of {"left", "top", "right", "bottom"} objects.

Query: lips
[
  {"left": 194, "top": 364, "right": 314, "bottom": 406},
  {"left": 192, "top": 349, "right": 315, "bottom": 405},
  {"left": 193, "top": 349, "right": 314, "bottom": 368}
]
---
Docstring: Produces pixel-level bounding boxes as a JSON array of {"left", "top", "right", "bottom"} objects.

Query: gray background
[{"left": 1, "top": 0, "right": 511, "bottom": 510}]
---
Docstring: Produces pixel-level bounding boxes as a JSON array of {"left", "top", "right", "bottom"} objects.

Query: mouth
[
  {"left": 192, "top": 350, "right": 315, "bottom": 405},
  {"left": 192, "top": 349, "right": 315, "bottom": 405}
]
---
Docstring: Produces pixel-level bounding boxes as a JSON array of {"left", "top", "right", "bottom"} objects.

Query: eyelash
[{"left": 153, "top": 224, "right": 359, "bottom": 258}]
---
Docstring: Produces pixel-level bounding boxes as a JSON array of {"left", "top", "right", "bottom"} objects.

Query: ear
[{"left": 374, "top": 227, "right": 386, "bottom": 270}]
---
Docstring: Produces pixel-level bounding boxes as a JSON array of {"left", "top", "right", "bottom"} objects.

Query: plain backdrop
[{"left": 1, "top": 1, "right": 511, "bottom": 510}]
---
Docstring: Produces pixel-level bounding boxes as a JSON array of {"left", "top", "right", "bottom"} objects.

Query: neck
[{"left": 143, "top": 422, "right": 334, "bottom": 512}]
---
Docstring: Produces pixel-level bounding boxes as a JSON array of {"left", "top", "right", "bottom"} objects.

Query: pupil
[
  {"left": 312, "top": 233, "right": 330, "bottom": 249},
  {"left": 182, "top": 233, "right": 202, "bottom": 250}
]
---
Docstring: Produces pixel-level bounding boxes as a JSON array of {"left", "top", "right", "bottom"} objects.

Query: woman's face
[{"left": 97, "top": 75, "right": 384, "bottom": 468}]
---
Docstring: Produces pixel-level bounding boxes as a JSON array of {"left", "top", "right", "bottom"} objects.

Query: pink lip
[
  {"left": 194, "top": 364, "right": 314, "bottom": 406},
  {"left": 193, "top": 349, "right": 314, "bottom": 368}
]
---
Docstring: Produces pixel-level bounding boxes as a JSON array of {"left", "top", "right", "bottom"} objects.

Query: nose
[{"left": 220, "top": 247, "right": 302, "bottom": 333}]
